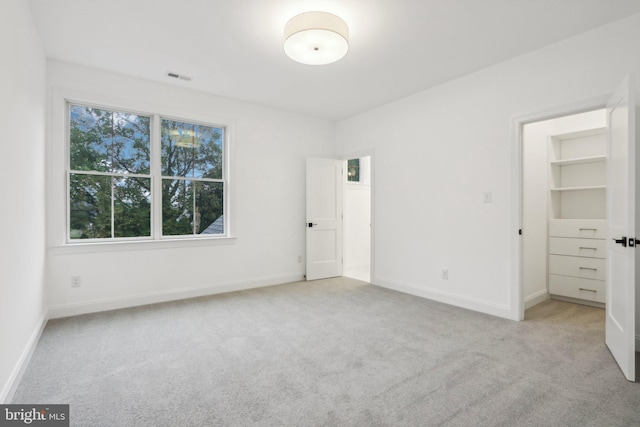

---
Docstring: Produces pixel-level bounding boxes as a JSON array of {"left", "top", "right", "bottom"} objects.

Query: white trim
[
  {"left": 511, "top": 95, "right": 609, "bottom": 322},
  {"left": 524, "top": 289, "right": 548, "bottom": 310},
  {"left": 550, "top": 294, "right": 605, "bottom": 309},
  {"left": 510, "top": 108, "right": 524, "bottom": 321},
  {"left": 373, "top": 277, "right": 512, "bottom": 319},
  {"left": 51, "top": 236, "right": 237, "bottom": 255},
  {"left": 0, "top": 311, "right": 48, "bottom": 404},
  {"left": 47, "top": 274, "right": 303, "bottom": 319},
  {"left": 151, "top": 114, "right": 162, "bottom": 239},
  {"left": 344, "top": 264, "right": 370, "bottom": 274}
]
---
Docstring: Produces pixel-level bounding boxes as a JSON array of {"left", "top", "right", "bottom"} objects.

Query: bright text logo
[{"left": 0, "top": 405, "right": 68, "bottom": 427}]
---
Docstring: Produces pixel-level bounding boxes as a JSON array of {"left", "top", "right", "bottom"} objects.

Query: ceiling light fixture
[{"left": 284, "top": 11, "right": 349, "bottom": 65}]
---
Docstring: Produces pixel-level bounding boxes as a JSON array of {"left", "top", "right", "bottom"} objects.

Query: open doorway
[
  {"left": 516, "top": 79, "right": 638, "bottom": 382},
  {"left": 521, "top": 108, "right": 616, "bottom": 369},
  {"left": 522, "top": 109, "right": 607, "bottom": 311},
  {"left": 343, "top": 155, "right": 371, "bottom": 283}
]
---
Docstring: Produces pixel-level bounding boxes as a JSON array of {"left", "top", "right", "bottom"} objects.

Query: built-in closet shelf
[
  {"left": 550, "top": 185, "right": 606, "bottom": 192},
  {"left": 548, "top": 128, "right": 606, "bottom": 307},
  {"left": 550, "top": 155, "right": 606, "bottom": 166}
]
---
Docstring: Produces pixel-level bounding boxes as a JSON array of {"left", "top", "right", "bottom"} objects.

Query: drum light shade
[{"left": 284, "top": 11, "right": 349, "bottom": 65}]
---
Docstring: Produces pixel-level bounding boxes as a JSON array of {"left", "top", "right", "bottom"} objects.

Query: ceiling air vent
[{"left": 167, "top": 72, "right": 192, "bottom": 81}]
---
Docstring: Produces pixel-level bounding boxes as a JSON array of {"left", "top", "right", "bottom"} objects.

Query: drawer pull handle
[
  {"left": 579, "top": 267, "right": 597, "bottom": 271},
  {"left": 579, "top": 288, "right": 597, "bottom": 293},
  {"left": 579, "top": 228, "right": 597, "bottom": 231},
  {"left": 579, "top": 247, "right": 597, "bottom": 250}
]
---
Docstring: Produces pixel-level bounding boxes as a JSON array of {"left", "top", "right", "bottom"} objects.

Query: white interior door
[
  {"left": 306, "top": 158, "right": 343, "bottom": 280},
  {"left": 605, "top": 75, "right": 636, "bottom": 381}
]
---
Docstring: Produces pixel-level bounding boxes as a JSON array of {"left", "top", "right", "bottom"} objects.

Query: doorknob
[{"left": 613, "top": 237, "right": 627, "bottom": 247}]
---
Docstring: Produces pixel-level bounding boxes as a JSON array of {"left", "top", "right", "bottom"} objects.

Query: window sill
[{"left": 50, "top": 236, "right": 237, "bottom": 255}]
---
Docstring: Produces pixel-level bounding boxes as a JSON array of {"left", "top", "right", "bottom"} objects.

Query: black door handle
[{"left": 613, "top": 237, "right": 627, "bottom": 247}]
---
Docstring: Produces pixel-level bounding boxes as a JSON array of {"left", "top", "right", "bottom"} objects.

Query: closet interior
[{"left": 522, "top": 109, "right": 607, "bottom": 309}]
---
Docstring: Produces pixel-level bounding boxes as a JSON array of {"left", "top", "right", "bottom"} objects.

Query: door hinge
[{"left": 629, "top": 237, "right": 639, "bottom": 247}]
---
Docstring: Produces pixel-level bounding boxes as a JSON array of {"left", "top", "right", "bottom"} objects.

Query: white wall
[
  {"left": 336, "top": 13, "right": 640, "bottom": 320},
  {"left": 522, "top": 110, "right": 606, "bottom": 309},
  {"left": 46, "top": 61, "right": 336, "bottom": 317},
  {"left": 0, "top": 0, "right": 47, "bottom": 402}
]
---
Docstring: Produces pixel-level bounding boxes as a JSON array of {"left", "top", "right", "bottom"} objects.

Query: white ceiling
[{"left": 27, "top": 0, "right": 640, "bottom": 121}]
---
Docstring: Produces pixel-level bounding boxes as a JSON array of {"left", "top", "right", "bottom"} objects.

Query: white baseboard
[
  {"left": 344, "top": 264, "right": 370, "bottom": 274},
  {"left": 1, "top": 311, "right": 48, "bottom": 404},
  {"left": 524, "top": 290, "right": 548, "bottom": 310},
  {"left": 48, "top": 274, "right": 304, "bottom": 319},
  {"left": 373, "top": 277, "right": 512, "bottom": 320}
]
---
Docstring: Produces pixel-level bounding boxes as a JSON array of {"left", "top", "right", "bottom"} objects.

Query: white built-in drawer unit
[
  {"left": 548, "top": 219, "right": 607, "bottom": 239},
  {"left": 548, "top": 237, "right": 606, "bottom": 259},
  {"left": 547, "top": 223, "right": 607, "bottom": 304},
  {"left": 548, "top": 255, "right": 606, "bottom": 281},
  {"left": 548, "top": 275, "right": 605, "bottom": 303}
]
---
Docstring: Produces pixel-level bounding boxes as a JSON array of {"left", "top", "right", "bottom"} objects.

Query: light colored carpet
[{"left": 12, "top": 277, "right": 640, "bottom": 426}]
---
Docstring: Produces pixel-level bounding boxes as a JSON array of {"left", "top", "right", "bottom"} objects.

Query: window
[
  {"left": 160, "top": 119, "right": 224, "bottom": 236},
  {"left": 347, "top": 158, "right": 360, "bottom": 182},
  {"left": 68, "top": 103, "right": 227, "bottom": 241}
]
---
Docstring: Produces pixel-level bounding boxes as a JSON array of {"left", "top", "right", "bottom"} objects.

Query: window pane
[
  {"left": 111, "top": 112, "right": 150, "bottom": 175},
  {"left": 161, "top": 179, "right": 224, "bottom": 236},
  {"left": 347, "top": 158, "right": 360, "bottom": 182},
  {"left": 114, "top": 177, "right": 151, "bottom": 238},
  {"left": 69, "top": 105, "right": 111, "bottom": 172},
  {"left": 161, "top": 119, "right": 223, "bottom": 179},
  {"left": 196, "top": 182, "right": 224, "bottom": 235},
  {"left": 69, "top": 174, "right": 112, "bottom": 239},
  {"left": 69, "top": 104, "right": 150, "bottom": 174},
  {"left": 162, "top": 179, "right": 194, "bottom": 236},
  {"left": 193, "top": 125, "right": 223, "bottom": 179}
]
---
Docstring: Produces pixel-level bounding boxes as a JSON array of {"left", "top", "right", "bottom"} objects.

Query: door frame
[
  {"left": 341, "top": 149, "right": 375, "bottom": 283},
  {"left": 511, "top": 95, "right": 609, "bottom": 321}
]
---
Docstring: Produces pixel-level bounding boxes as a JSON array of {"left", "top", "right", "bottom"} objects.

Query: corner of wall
[
  {"left": 374, "top": 277, "right": 512, "bottom": 320},
  {"left": 0, "top": 311, "right": 48, "bottom": 403},
  {"left": 0, "top": 0, "right": 48, "bottom": 404}
]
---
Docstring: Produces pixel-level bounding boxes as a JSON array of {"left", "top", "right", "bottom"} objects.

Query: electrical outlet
[
  {"left": 442, "top": 269, "right": 449, "bottom": 280},
  {"left": 71, "top": 275, "right": 81, "bottom": 288}
]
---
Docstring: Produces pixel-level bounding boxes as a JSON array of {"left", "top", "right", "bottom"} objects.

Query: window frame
[{"left": 65, "top": 100, "right": 231, "bottom": 244}]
